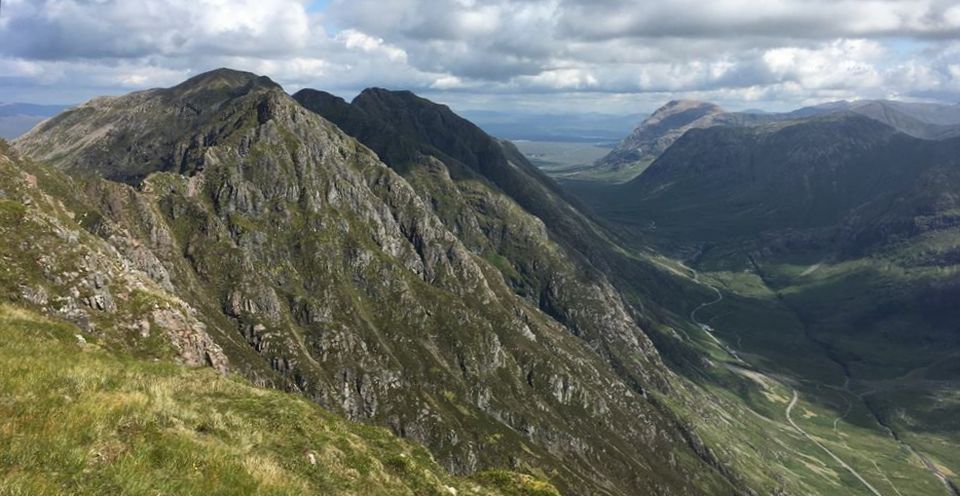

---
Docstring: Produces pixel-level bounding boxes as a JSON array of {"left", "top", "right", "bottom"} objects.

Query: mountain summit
[
  {"left": 16, "top": 68, "right": 285, "bottom": 183},
  {"left": 13, "top": 68, "right": 955, "bottom": 496},
  {"left": 10, "top": 68, "right": 743, "bottom": 495},
  {"left": 593, "top": 100, "right": 759, "bottom": 177}
]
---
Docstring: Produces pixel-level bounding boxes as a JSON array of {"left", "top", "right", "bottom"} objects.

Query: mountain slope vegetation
[
  {"left": 0, "top": 303, "right": 559, "bottom": 496},
  {"left": 11, "top": 68, "right": 958, "bottom": 496},
  {"left": 9, "top": 70, "right": 735, "bottom": 495}
]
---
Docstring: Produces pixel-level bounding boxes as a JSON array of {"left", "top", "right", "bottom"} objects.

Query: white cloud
[
  {"left": 431, "top": 75, "right": 466, "bottom": 89},
  {"left": 1, "top": 0, "right": 314, "bottom": 59},
  {"left": 336, "top": 29, "right": 408, "bottom": 62},
  {"left": 0, "top": 0, "right": 959, "bottom": 113},
  {"left": 763, "top": 40, "right": 886, "bottom": 90},
  {"left": 521, "top": 68, "right": 598, "bottom": 90}
]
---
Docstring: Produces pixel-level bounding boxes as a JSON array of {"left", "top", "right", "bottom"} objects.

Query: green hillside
[
  {"left": 0, "top": 303, "right": 558, "bottom": 496},
  {"left": 563, "top": 110, "right": 960, "bottom": 495}
]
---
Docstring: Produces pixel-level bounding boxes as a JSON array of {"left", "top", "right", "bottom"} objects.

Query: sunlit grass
[{"left": 0, "top": 304, "right": 556, "bottom": 496}]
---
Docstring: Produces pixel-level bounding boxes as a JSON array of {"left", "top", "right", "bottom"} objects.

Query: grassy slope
[{"left": 0, "top": 303, "right": 558, "bottom": 496}]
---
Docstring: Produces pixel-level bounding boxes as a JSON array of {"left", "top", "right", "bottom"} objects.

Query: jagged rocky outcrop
[
  {"left": 0, "top": 141, "right": 229, "bottom": 373},
  {"left": 294, "top": 87, "right": 671, "bottom": 392},
  {"left": 10, "top": 70, "right": 738, "bottom": 495}
]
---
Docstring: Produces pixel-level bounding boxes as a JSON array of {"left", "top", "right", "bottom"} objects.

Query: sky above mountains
[{"left": 1, "top": 0, "right": 959, "bottom": 114}]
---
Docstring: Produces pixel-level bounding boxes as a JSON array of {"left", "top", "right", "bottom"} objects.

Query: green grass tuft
[{"left": 0, "top": 304, "right": 558, "bottom": 496}]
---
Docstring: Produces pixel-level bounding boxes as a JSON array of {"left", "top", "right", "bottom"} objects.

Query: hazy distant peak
[
  {"left": 592, "top": 99, "right": 738, "bottom": 173},
  {"left": 644, "top": 100, "right": 724, "bottom": 126},
  {"left": 658, "top": 99, "right": 723, "bottom": 112}
]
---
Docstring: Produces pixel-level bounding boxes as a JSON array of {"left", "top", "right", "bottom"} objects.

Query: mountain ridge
[
  {"left": 16, "top": 68, "right": 954, "bottom": 496},
  {"left": 576, "top": 112, "right": 960, "bottom": 251},
  {"left": 10, "top": 69, "right": 737, "bottom": 495},
  {"left": 585, "top": 97, "right": 960, "bottom": 183}
]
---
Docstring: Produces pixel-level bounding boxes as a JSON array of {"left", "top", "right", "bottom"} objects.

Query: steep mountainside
[
  {"left": 0, "top": 140, "right": 556, "bottom": 495},
  {"left": 11, "top": 70, "right": 738, "bottom": 495},
  {"left": 591, "top": 100, "right": 769, "bottom": 179},
  {"left": 293, "top": 87, "right": 695, "bottom": 392}
]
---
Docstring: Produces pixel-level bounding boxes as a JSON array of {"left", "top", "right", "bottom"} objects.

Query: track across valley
[
  {"left": 687, "top": 272, "right": 887, "bottom": 496},
  {"left": 785, "top": 391, "right": 884, "bottom": 496},
  {"left": 689, "top": 284, "right": 746, "bottom": 365}
]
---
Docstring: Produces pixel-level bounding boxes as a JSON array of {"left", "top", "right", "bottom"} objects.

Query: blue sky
[
  {"left": 307, "top": 1, "right": 329, "bottom": 13},
  {"left": 1, "top": 0, "right": 959, "bottom": 114}
]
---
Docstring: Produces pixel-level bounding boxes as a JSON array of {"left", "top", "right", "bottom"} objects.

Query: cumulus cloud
[
  {"left": 556, "top": 0, "right": 960, "bottom": 41},
  {"left": 2, "top": 0, "right": 313, "bottom": 59},
  {"left": 335, "top": 29, "right": 408, "bottom": 62},
  {"left": 0, "top": 0, "right": 959, "bottom": 113},
  {"left": 322, "top": 0, "right": 960, "bottom": 110}
]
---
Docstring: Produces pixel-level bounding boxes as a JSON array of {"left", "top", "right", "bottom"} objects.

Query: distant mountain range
[
  {"left": 586, "top": 98, "right": 960, "bottom": 181},
  {"left": 580, "top": 112, "right": 960, "bottom": 255},
  {"left": 460, "top": 109, "right": 644, "bottom": 142},
  {"left": 0, "top": 102, "right": 70, "bottom": 139}
]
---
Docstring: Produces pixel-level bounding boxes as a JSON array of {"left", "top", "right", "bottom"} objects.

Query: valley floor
[{"left": 681, "top": 263, "right": 960, "bottom": 496}]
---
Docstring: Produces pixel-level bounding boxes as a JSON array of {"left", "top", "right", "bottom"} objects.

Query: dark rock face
[
  {"left": 11, "top": 69, "right": 735, "bottom": 496},
  {"left": 294, "top": 87, "right": 671, "bottom": 392}
]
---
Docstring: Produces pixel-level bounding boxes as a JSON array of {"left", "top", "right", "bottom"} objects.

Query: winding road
[
  {"left": 689, "top": 277, "right": 745, "bottom": 364},
  {"left": 785, "top": 391, "right": 884, "bottom": 496},
  {"left": 689, "top": 275, "right": 886, "bottom": 496}
]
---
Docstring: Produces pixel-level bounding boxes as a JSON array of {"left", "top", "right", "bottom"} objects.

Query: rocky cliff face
[
  {"left": 295, "top": 87, "right": 670, "bottom": 393},
  {"left": 593, "top": 100, "right": 767, "bottom": 175},
  {"left": 0, "top": 140, "right": 230, "bottom": 373},
  {"left": 10, "top": 70, "right": 737, "bottom": 495}
]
